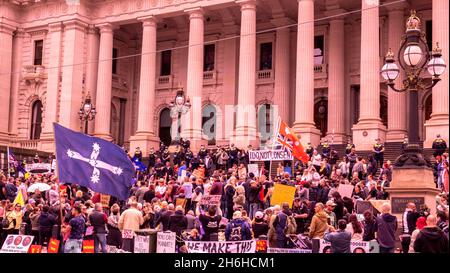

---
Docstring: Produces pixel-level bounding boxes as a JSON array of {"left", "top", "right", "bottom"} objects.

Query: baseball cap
[
  {"left": 255, "top": 211, "right": 264, "bottom": 219},
  {"left": 326, "top": 200, "right": 336, "bottom": 207}
]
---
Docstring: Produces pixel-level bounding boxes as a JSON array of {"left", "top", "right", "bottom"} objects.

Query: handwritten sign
[
  {"left": 122, "top": 230, "right": 134, "bottom": 239},
  {"left": 249, "top": 150, "right": 293, "bottom": 161},
  {"left": 248, "top": 164, "right": 259, "bottom": 176},
  {"left": 270, "top": 183, "right": 296, "bottom": 208},
  {"left": 134, "top": 235, "right": 150, "bottom": 253},
  {"left": 267, "top": 248, "right": 312, "bottom": 253},
  {"left": 0, "top": 235, "right": 34, "bottom": 253},
  {"left": 337, "top": 184, "right": 354, "bottom": 199},
  {"left": 199, "top": 195, "right": 221, "bottom": 206},
  {"left": 156, "top": 232, "right": 176, "bottom": 253},
  {"left": 186, "top": 240, "right": 256, "bottom": 253}
]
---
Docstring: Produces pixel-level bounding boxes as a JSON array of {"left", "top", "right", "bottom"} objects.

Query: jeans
[
  {"left": 64, "top": 239, "right": 83, "bottom": 253},
  {"left": 94, "top": 234, "right": 108, "bottom": 253},
  {"left": 249, "top": 203, "right": 260, "bottom": 220}
]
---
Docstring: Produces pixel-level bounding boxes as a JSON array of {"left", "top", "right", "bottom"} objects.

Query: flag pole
[
  {"left": 269, "top": 116, "right": 281, "bottom": 181},
  {"left": 7, "top": 146, "right": 11, "bottom": 178},
  {"left": 52, "top": 123, "right": 65, "bottom": 227}
]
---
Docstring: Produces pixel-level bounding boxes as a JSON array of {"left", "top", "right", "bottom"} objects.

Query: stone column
[
  {"left": 8, "top": 28, "right": 25, "bottom": 137},
  {"left": 182, "top": 8, "right": 205, "bottom": 151},
  {"left": 424, "top": 0, "right": 449, "bottom": 148},
  {"left": 94, "top": 23, "right": 114, "bottom": 140},
  {"left": 292, "top": 0, "right": 321, "bottom": 146},
  {"left": 232, "top": 0, "right": 258, "bottom": 149},
  {"left": 40, "top": 23, "right": 63, "bottom": 151},
  {"left": 352, "top": 0, "right": 386, "bottom": 150},
  {"left": 386, "top": 7, "right": 407, "bottom": 142},
  {"left": 326, "top": 17, "right": 346, "bottom": 144},
  {"left": 129, "top": 16, "right": 159, "bottom": 155},
  {"left": 272, "top": 18, "right": 291, "bottom": 123},
  {"left": 59, "top": 20, "right": 87, "bottom": 131},
  {"left": 0, "top": 22, "right": 14, "bottom": 144},
  {"left": 85, "top": 25, "right": 100, "bottom": 134}
]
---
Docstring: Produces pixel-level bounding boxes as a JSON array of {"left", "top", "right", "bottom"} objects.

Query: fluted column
[
  {"left": 182, "top": 8, "right": 205, "bottom": 151},
  {"left": 292, "top": 0, "right": 320, "bottom": 146},
  {"left": 0, "top": 22, "right": 14, "bottom": 143},
  {"left": 8, "top": 28, "right": 25, "bottom": 136},
  {"left": 59, "top": 20, "right": 87, "bottom": 131},
  {"left": 232, "top": 0, "right": 258, "bottom": 149},
  {"left": 94, "top": 23, "right": 114, "bottom": 140},
  {"left": 129, "top": 16, "right": 159, "bottom": 155},
  {"left": 352, "top": 0, "right": 386, "bottom": 150},
  {"left": 326, "top": 18, "right": 346, "bottom": 143},
  {"left": 85, "top": 25, "right": 100, "bottom": 134},
  {"left": 272, "top": 18, "right": 291, "bottom": 123},
  {"left": 386, "top": 7, "right": 407, "bottom": 142},
  {"left": 424, "top": 0, "right": 449, "bottom": 147}
]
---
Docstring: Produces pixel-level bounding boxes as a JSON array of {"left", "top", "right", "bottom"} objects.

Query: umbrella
[{"left": 27, "top": 183, "right": 51, "bottom": 193}]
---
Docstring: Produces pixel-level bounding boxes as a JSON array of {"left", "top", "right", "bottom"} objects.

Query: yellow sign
[
  {"left": 270, "top": 183, "right": 296, "bottom": 208},
  {"left": 100, "top": 194, "right": 111, "bottom": 208}
]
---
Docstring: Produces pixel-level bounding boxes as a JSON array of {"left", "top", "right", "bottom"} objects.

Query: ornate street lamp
[
  {"left": 169, "top": 88, "right": 191, "bottom": 144},
  {"left": 381, "top": 10, "right": 446, "bottom": 167},
  {"left": 78, "top": 93, "right": 97, "bottom": 134}
]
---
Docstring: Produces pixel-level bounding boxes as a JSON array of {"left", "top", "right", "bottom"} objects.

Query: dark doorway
[
  {"left": 30, "top": 100, "right": 43, "bottom": 140},
  {"left": 159, "top": 108, "right": 172, "bottom": 146},
  {"left": 314, "top": 98, "right": 328, "bottom": 137}
]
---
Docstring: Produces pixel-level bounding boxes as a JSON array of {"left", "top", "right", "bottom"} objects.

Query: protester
[
  {"left": 414, "top": 215, "right": 449, "bottom": 253},
  {"left": 324, "top": 219, "right": 352, "bottom": 253},
  {"left": 375, "top": 203, "right": 397, "bottom": 253}
]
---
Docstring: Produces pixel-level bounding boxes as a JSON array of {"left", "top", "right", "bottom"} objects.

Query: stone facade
[{"left": 0, "top": 0, "right": 448, "bottom": 154}]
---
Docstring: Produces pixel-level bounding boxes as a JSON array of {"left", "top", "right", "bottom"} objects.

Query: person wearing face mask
[{"left": 107, "top": 204, "right": 122, "bottom": 249}]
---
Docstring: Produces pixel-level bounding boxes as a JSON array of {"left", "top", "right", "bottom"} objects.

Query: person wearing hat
[
  {"left": 321, "top": 140, "right": 331, "bottom": 160},
  {"left": 252, "top": 211, "right": 269, "bottom": 239},
  {"left": 345, "top": 138, "right": 355, "bottom": 156},
  {"left": 372, "top": 138, "right": 385, "bottom": 168},
  {"left": 225, "top": 210, "right": 252, "bottom": 241},
  {"left": 325, "top": 200, "right": 337, "bottom": 228},
  {"left": 305, "top": 143, "right": 314, "bottom": 159},
  {"left": 432, "top": 134, "right": 447, "bottom": 157}
]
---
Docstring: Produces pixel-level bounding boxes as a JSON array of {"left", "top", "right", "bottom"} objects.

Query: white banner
[
  {"left": 199, "top": 195, "right": 221, "bottom": 206},
  {"left": 134, "top": 235, "right": 150, "bottom": 253},
  {"left": 318, "top": 239, "right": 374, "bottom": 253},
  {"left": 249, "top": 150, "right": 293, "bottom": 162},
  {"left": 267, "top": 248, "right": 312, "bottom": 253},
  {"left": 157, "top": 231, "right": 176, "bottom": 253},
  {"left": 25, "top": 163, "right": 52, "bottom": 173},
  {"left": 248, "top": 164, "right": 259, "bottom": 176},
  {"left": 0, "top": 235, "right": 34, "bottom": 253},
  {"left": 186, "top": 240, "right": 256, "bottom": 253}
]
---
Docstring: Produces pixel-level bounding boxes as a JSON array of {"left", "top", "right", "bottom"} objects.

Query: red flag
[{"left": 275, "top": 117, "right": 309, "bottom": 164}]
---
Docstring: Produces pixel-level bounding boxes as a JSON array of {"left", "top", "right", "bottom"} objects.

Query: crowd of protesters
[{"left": 0, "top": 137, "right": 448, "bottom": 253}]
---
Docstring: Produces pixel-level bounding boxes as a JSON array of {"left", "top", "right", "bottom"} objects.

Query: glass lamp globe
[
  {"left": 83, "top": 103, "right": 91, "bottom": 114},
  {"left": 403, "top": 45, "right": 423, "bottom": 66},
  {"left": 381, "top": 62, "right": 400, "bottom": 81},
  {"left": 427, "top": 56, "right": 446, "bottom": 77},
  {"left": 175, "top": 95, "right": 184, "bottom": 106}
]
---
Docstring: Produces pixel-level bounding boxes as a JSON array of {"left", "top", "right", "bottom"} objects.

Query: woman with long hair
[
  {"left": 346, "top": 214, "right": 364, "bottom": 241},
  {"left": 106, "top": 203, "right": 122, "bottom": 249}
]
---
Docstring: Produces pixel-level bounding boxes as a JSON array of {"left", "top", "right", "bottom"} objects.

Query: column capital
[
  {"left": 0, "top": 22, "right": 15, "bottom": 35},
  {"left": 236, "top": 0, "right": 256, "bottom": 11},
  {"left": 95, "top": 23, "right": 115, "bottom": 34},
  {"left": 48, "top": 22, "right": 63, "bottom": 33},
  {"left": 270, "top": 17, "right": 295, "bottom": 27},
  {"left": 14, "top": 28, "right": 27, "bottom": 38},
  {"left": 362, "top": 0, "right": 379, "bottom": 8},
  {"left": 323, "top": 8, "right": 347, "bottom": 19},
  {"left": 138, "top": 15, "right": 158, "bottom": 27},
  {"left": 86, "top": 24, "right": 99, "bottom": 35},
  {"left": 63, "top": 19, "right": 88, "bottom": 31},
  {"left": 185, "top": 7, "right": 204, "bottom": 20}
]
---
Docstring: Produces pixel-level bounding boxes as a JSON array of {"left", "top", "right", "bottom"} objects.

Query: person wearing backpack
[
  {"left": 272, "top": 202, "right": 292, "bottom": 248},
  {"left": 225, "top": 210, "right": 251, "bottom": 241}
]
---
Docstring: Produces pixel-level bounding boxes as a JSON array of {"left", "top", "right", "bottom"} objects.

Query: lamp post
[
  {"left": 381, "top": 10, "right": 446, "bottom": 167},
  {"left": 78, "top": 93, "right": 97, "bottom": 134},
  {"left": 169, "top": 89, "right": 191, "bottom": 145}
]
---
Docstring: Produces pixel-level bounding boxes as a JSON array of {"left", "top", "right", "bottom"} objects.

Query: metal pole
[
  {"left": 408, "top": 89, "right": 419, "bottom": 144},
  {"left": 84, "top": 119, "right": 88, "bottom": 135}
]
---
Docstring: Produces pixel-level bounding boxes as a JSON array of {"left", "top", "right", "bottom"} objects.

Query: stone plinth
[{"left": 129, "top": 134, "right": 160, "bottom": 156}]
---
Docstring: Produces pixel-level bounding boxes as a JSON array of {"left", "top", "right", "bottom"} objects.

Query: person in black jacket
[
  {"left": 362, "top": 210, "right": 377, "bottom": 241},
  {"left": 400, "top": 202, "right": 420, "bottom": 253},
  {"left": 89, "top": 203, "right": 108, "bottom": 253},
  {"left": 414, "top": 215, "right": 449, "bottom": 253},
  {"left": 38, "top": 205, "right": 57, "bottom": 247},
  {"left": 168, "top": 206, "right": 188, "bottom": 245},
  {"left": 156, "top": 204, "right": 175, "bottom": 231},
  {"left": 331, "top": 191, "right": 345, "bottom": 221}
]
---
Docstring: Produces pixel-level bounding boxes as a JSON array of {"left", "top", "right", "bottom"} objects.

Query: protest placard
[
  {"left": 122, "top": 229, "right": 134, "bottom": 239},
  {"left": 337, "top": 184, "right": 354, "bottom": 199},
  {"left": 249, "top": 150, "right": 293, "bottom": 161},
  {"left": 156, "top": 231, "right": 176, "bottom": 253},
  {"left": 267, "top": 248, "right": 312, "bottom": 253},
  {"left": 314, "top": 239, "right": 378, "bottom": 253},
  {"left": 192, "top": 168, "right": 205, "bottom": 179},
  {"left": 100, "top": 194, "right": 111, "bottom": 208},
  {"left": 0, "top": 235, "right": 34, "bottom": 253},
  {"left": 369, "top": 200, "right": 390, "bottom": 214},
  {"left": 29, "top": 245, "right": 42, "bottom": 253},
  {"left": 47, "top": 239, "right": 60, "bottom": 253},
  {"left": 134, "top": 235, "right": 150, "bottom": 253},
  {"left": 248, "top": 164, "right": 259, "bottom": 176},
  {"left": 255, "top": 240, "right": 268, "bottom": 253},
  {"left": 270, "top": 183, "right": 296, "bottom": 208},
  {"left": 185, "top": 240, "right": 256, "bottom": 253},
  {"left": 82, "top": 240, "right": 95, "bottom": 253},
  {"left": 199, "top": 195, "right": 221, "bottom": 206},
  {"left": 175, "top": 198, "right": 187, "bottom": 208}
]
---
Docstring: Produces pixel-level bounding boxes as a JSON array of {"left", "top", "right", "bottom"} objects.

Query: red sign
[
  {"left": 29, "top": 245, "right": 42, "bottom": 253},
  {"left": 59, "top": 185, "right": 67, "bottom": 196},
  {"left": 82, "top": 240, "right": 95, "bottom": 253},
  {"left": 47, "top": 239, "right": 60, "bottom": 253},
  {"left": 255, "top": 240, "right": 268, "bottom": 253}
]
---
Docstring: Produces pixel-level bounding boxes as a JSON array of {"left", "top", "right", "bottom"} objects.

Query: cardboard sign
[
  {"left": 156, "top": 231, "right": 176, "bottom": 253},
  {"left": 185, "top": 240, "right": 256, "bottom": 253},
  {"left": 47, "top": 239, "right": 60, "bottom": 253},
  {"left": 199, "top": 195, "right": 221, "bottom": 206},
  {"left": 248, "top": 164, "right": 259, "bottom": 177},
  {"left": 0, "top": 235, "right": 34, "bottom": 253},
  {"left": 134, "top": 235, "right": 150, "bottom": 253},
  {"left": 100, "top": 194, "right": 111, "bottom": 208},
  {"left": 270, "top": 183, "right": 296, "bottom": 208},
  {"left": 192, "top": 168, "right": 205, "bottom": 179},
  {"left": 122, "top": 229, "right": 134, "bottom": 239},
  {"left": 369, "top": 200, "right": 390, "bottom": 214},
  {"left": 82, "top": 240, "right": 95, "bottom": 253},
  {"left": 29, "top": 245, "right": 42, "bottom": 253},
  {"left": 267, "top": 248, "right": 312, "bottom": 253},
  {"left": 255, "top": 240, "right": 268, "bottom": 253},
  {"left": 175, "top": 198, "right": 186, "bottom": 208},
  {"left": 314, "top": 239, "right": 379, "bottom": 253},
  {"left": 249, "top": 150, "right": 293, "bottom": 161},
  {"left": 337, "top": 184, "right": 354, "bottom": 199}
]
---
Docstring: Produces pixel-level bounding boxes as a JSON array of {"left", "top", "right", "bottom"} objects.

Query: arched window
[
  {"left": 202, "top": 104, "right": 217, "bottom": 145},
  {"left": 159, "top": 108, "right": 172, "bottom": 146},
  {"left": 30, "top": 100, "right": 43, "bottom": 140},
  {"left": 258, "top": 104, "right": 274, "bottom": 145}
]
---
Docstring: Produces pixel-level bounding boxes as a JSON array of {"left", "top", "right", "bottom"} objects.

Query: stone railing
[
  {"left": 23, "top": 65, "right": 47, "bottom": 84},
  {"left": 18, "top": 140, "right": 40, "bottom": 150},
  {"left": 203, "top": 70, "right": 217, "bottom": 85},
  {"left": 314, "top": 63, "right": 328, "bottom": 79},
  {"left": 112, "top": 74, "right": 128, "bottom": 89},
  {"left": 157, "top": 75, "right": 173, "bottom": 89},
  {"left": 256, "top": 70, "right": 274, "bottom": 84}
]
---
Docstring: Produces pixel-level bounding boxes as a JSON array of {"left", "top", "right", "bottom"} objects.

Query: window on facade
[
  {"left": 314, "top": 35, "right": 324, "bottom": 65},
  {"left": 202, "top": 104, "right": 217, "bottom": 145},
  {"left": 30, "top": 100, "right": 43, "bottom": 140},
  {"left": 34, "top": 40, "right": 43, "bottom": 66},
  {"left": 112, "top": 48, "right": 118, "bottom": 74},
  {"left": 259, "top": 43, "right": 273, "bottom": 70},
  {"left": 204, "top": 44, "right": 215, "bottom": 71},
  {"left": 426, "top": 20, "right": 433, "bottom": 52},
  {"left": 160, "top": 50, "right": 172, "bottom": 76}
]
